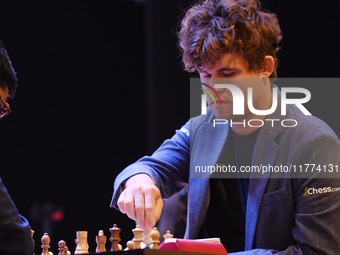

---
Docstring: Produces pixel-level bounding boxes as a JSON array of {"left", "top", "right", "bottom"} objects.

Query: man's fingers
[
  {"left": 154, "top": 196, "right": 164, "bottom": 223},
  {"left": 144, "top": 189, "right": 156, "bottom": 230},
  {"left": 134, "top": 191, "right": 146, "bottom": 229},
  {"left": 124, "top": 192, "right": 137, "bottom": 221},
  {"left": 117, "top": 175, "right": 163, "bottom": 231},
  {"left": 117, "top": 192, "right": 127, "bottom": 214}
]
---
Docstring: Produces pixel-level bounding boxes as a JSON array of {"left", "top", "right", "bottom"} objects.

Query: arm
[
  {"left": 111, "top": 121, "right": 190, "bottom": 230},
  {"left": 0, "top": 178, "right": 34, "bottom": 255}
]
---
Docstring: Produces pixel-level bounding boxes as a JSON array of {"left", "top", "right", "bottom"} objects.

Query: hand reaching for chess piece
[{"left": 117, "top": 174, "right": 163, "bottom": 230}]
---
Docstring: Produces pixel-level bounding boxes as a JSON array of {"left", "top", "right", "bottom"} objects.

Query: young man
[
  {"left": 111, "top": 0, "right": 340, "bottom": 254},
  {"left": 0, "top": 41, "right": 34, "bottom": 255}
]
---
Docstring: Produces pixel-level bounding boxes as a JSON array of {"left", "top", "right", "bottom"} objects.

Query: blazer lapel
[
  {"left": 245, "top": 85, "right": 284, "bottom": 249},
  {"left": 245, "top": 134, "right": 278, "bottom": 249},
  {"left": 185, "top": 122, "right": 230, "bottom": 238}
]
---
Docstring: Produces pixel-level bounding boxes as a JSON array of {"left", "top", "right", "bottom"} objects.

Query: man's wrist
[{"left": 123, "top": 173, "right": 154, "bottom": 189}]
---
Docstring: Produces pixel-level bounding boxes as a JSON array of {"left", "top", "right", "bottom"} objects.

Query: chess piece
[
  {"left": 57, "top": 240, "right": 71, "bottom": 255},
  {"left": 126, "top": 240, "right": 135, "bottom": 250},
  {"left": 74, "top": 231, "right": 89, "bottom": 254},
  {"left": 41, "top": 233, "right": 53, "bottom": 255},
  {"left": 65, "top": 245, "right": 71, "bottom": 255},
  {"left": 132, "top": 225, "right": 143, "bottom": 249},
  {"left": 150, "top": 227, "right": 160, "bottom": 250},
  {"left": 109, "top": 224, "right": 121, "bottom": 251},
  {"left": 96, "top": 230, "right": 106, "bottom": 253},
  {"left": 58, "top": 240, "right": 67, "bottom": 255},
  {"left": 163, "top": 230, "right": 173, "bottom": 240}
]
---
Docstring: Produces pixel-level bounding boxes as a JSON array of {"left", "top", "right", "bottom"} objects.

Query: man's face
[{"left": 198, "top": 51, "right": 270, "bottom": 121}]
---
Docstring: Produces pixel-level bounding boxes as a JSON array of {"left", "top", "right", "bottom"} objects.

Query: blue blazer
[{"left": 112, "top": 100, "right": 340, "bottom": 254}]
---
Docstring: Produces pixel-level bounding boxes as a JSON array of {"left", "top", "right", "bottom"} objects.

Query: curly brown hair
[{"left": 178, "top": 0, "right": 282, "bottom": 78}]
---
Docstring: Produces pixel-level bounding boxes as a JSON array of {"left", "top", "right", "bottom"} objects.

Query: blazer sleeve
[
  {"left": 0, "top": 178, "right": 34, "bottom": 255},
  {"left": 110, "top": 120, "right": 190, "bottom": 209}
]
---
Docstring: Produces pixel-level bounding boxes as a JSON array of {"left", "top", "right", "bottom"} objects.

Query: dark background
[{"left": 0, "top": 0, "right": 339, "bottom": 254}]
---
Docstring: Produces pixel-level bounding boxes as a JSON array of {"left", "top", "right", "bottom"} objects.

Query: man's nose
[{"left": 209, "top": 73, "right": 225, "bottom": 88}]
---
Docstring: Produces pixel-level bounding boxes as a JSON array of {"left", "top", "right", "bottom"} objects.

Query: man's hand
[{"left": 117, "top": 174, "right": 163, "bottom": 231}]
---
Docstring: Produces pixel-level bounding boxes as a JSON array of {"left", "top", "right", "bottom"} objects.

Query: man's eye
[
  {"left": 202, "top": 74, "right": 211, "bottom": 78},
  {"left": 223, "top": 72, "right": 235, "bottom": 77}
]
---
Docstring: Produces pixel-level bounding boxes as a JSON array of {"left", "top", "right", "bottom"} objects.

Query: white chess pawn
[
  {"left": 126, "top": 240, "right": 135, "bottom": 250},
  {"left": 74, "top": 231, "right": 89, "bottom": 254},
  {"left": 163, "top": 230, "right": 173, "bottom": 240},
  {"left": 65, "top": 246, "right": 71, "bottom": 255},
  {"left": 58, "top": 240, "right": 71, "bottom": 255},
  {"left": 150, "top": 227, "right": 160, "bottom": 250}
]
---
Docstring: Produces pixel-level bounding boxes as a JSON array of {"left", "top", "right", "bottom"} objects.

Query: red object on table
[{"left": 159, "top": 238, "right": 228, "bottom": 255}]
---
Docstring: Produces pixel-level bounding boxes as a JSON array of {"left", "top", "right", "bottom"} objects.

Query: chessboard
[
  {"left": 37, "top": 224, "right": 175, "bottom": 255},
  {"left": 37, "top": 224, "right": 226, "bottom": 255}
]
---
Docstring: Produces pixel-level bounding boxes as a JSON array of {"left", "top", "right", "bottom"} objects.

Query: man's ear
[{"left": 261, "top": 55, "right": 275, "bottom": 78}]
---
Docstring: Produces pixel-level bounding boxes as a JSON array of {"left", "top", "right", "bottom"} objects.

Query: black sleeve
[{"left": 0, "top": 178, "right": 34, "bottom": 255}]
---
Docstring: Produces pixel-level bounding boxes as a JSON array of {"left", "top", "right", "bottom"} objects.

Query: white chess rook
[{"left": 75, "top": 231, "right": 89, "bottom": 254}]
